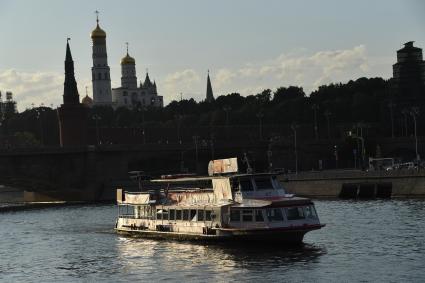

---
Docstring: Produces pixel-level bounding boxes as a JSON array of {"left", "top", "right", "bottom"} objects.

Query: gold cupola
[
  {"left": 121, "top": 42, "right": 135, "bottom": 65},
  {"left": 91, "top": 12, "right": 106, "bottom": 39}
]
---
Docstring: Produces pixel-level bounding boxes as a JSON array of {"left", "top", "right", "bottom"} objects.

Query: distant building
[
  {"left": 82, "top": 94, "right": 93, "bottom": 107},
  {"left": 0, "top": 91, "right": 17, "bottom": 116},
  {"left": 90, "top": 14, "right": 113, "bottom": 105},
  {"left": 57, "top": 39, "right": 88, "bottom": 147},
  {"left": 112, "top": 46, "right": 163, "bottom": 109},
  {"left": 206, "top": 71, "right": 214, "bottom": 102},
  {"left": 392, "top": 41, "right": 425, "bottom": 98}
]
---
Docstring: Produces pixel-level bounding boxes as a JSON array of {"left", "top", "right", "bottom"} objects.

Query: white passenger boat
[{"left": 115, "top": 158, "right": 325, "bottom": 243}]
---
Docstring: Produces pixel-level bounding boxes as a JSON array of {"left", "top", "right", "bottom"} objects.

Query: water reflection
[{"left": 116, "top": 236, "right": 326, "bottom": 280}]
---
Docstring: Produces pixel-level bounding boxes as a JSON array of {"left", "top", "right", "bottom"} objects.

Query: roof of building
[
  {"left": 91, "top": 23, "right": 106, "bottom": 39},
  {"left": 82, "top": 95, "right": 93, "bottom": 105}
]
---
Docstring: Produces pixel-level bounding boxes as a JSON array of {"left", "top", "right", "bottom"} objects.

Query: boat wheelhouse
[{"left": 116, "top": 158, "right": 324, "bottom": 243}]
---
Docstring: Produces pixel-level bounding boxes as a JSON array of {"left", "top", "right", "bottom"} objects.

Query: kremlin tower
[
  {"left": 91, "top": 12, "right": 112, "bottom": 105},
  {"left": 57, "top": 39, "right": 88, "bottom": 147}
]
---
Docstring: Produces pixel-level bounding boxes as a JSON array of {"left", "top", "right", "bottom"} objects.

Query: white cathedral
[{"left": 86, "top": 15, "right": 163, "bottom": 108}]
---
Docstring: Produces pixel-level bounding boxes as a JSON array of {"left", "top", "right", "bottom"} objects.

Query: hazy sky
[{"left": 0, "top": 0, "right": 424, "bottom": 111}]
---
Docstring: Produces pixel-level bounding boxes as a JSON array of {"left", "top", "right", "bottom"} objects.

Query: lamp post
[
  {"left": 291, "top": 122, "right": 299, "bottom": 174},
  {"left": 312, "top": 104, "right": 319, "bottom": 140},
  {"left": 256, "top": 111, "right": 264, "bottom": 141},
  {"left": 223, "top": 105, "right": 231, "bottom": 140},
  {"left": 324, "top": 110, "right": 331, "bottom": 139},
  {"left": 410, "top": 107, "right": 420, "bottom": 162},
  {"left": 388, "top": 101, "right": 395, "bottom": 138},
  {"left": 92, "top": 114, "right": 101, "bottom": 145},
  {"left": 349, "top": 132, "right": 365, "bottom": 169}
]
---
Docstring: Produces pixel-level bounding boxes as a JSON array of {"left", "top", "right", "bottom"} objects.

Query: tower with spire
[
  {"left": 91, "top": 11, "right": 112, "bottom": 105},
  {"left": 57, "top": 39, "right": 88, "bottom": 147},
  {"left": 112, "top": 44, "right": 163, "bottom": 109},
  {"left": 206, "top": 70, "right": 214, "bottom": 102}
]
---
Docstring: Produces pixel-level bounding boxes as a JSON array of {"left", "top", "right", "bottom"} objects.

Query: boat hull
[{"left": 116, "top": 224, "right": 324, "bottom": 244}]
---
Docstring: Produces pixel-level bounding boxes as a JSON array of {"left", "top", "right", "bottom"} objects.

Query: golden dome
[
  {"left": 82, "top": 95, "right": 93, "bottom": 105},
  {"left": 91, "top": 24, "right": 106, "bottom": 39},
  {"left": 121, "top": 53, "right": 135, "bottom": 65}
]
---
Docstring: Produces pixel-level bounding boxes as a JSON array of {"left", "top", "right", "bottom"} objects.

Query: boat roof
[{"left": 151, "top": 172, "right": 278, "bottom": 183}]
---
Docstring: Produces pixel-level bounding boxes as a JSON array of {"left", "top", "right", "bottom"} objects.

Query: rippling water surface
[{"left": 1, "top": 200, "right": 424, "bottom": 282}]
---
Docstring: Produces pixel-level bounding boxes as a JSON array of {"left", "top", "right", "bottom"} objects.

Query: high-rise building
[
  {"left": 91, "top": 13, "right": 112, "bottom": 105},
  {"left": 392, "top": 41, "right": 425, "bottom": 98},
  {"left": 206, "top": 71, "right": 214, "bottom": 102}
]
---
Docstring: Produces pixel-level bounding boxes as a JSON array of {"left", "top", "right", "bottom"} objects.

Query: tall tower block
[
  {"left": 91, "top": 12, "right": 112, "bottom": 105},
  {"left": 57, "top": 39, "right": 88, "bottom": 147},
  {"left": 206, "top": 70, "right": 214, "bottom": 102}
]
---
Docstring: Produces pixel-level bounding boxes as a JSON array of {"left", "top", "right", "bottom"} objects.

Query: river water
[{"left": 0, "top": 200, "right": 424, "bottom": 282}]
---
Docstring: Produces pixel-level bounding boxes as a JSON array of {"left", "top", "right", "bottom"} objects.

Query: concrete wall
[{"left": 280, "top": 170, "right": 425, "bottom": 198}]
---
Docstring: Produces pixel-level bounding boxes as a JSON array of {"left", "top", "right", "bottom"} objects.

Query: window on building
[
  {"left": 242, "top": 210, "right": 253, "bottom": 222},
  {"left": 123, "top": 91, "right": 128, "bottom": 96},
  {"left": 98, "top": 73, "right": 101, "bottom": 80},
  {"left": 267, "top": 208, "right": 284, "bottom": 221},
  {"left": 230, "top": 209, "right": 240, "bottom": 222},
  {"left": 104, "top": 73, "right": 108, "bottom": 80}
]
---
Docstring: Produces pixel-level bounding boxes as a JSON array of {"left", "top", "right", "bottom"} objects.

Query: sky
[{"left": 0, "top": 0, "right": 424, "bottom": 112}]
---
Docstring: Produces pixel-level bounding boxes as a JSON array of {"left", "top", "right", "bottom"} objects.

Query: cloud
[
  {"left": 0, "top": 69, "right": 91, "bottom": 112},
  {"left": 162, "top": 69, "right": 201, "bottom": 102},
  {"left": 207, "top": 45, "right": 371, "bottom": 96}
]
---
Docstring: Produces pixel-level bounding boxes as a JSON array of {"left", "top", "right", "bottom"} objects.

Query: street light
[
  {"left": 410, "top": 107, "right": 420, "bottom": 162},
  {"left": 92, "top": 114, "right": 101, "bottom": 145},
  {"left": 349, "top": 131, "right": 365, "bottom": 169},
  {"left": 324, "top": 110, "right": 331, "bottom": 139},
  {"left": 291, "top": 122, "right": 299, "bottom": 174},
  {"left": 256, "top": 111, "right": 264, "bottom": 141},
  {"left": 312, "top": 104, "right": 319, "bottom": 140}
]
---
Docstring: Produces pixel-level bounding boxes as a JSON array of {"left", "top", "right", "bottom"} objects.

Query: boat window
[
  {"left": 239, "top": 179, "right": 253, "bottom": 191},
  {"left": 205, "top": 210, "right": 212, "bottom": 221},
  {"left": 190, "top": 209, "right": 197, "bottom": 221},
  {"left": 286, "top": 207, "right": 305, "bottom": 220},
  {"left": 304, "top": 206, "right": 318, "bottom": 219},
  {"left": 230, "top": 209, "right": 240, "bottom": 222},
  {"left": 267, "top": 208, "right": 284, "bottom": 221},
  {"left": 156, "top": 209, "right": 163, "bottom": 220},
  {"left": 162, "top": 209, "right": 169, "bottom": 220},
  {"left": 255, "top": 210, "right": 264, "bottom": 222},
  {"left": 169, "top": 209, "right": 176, "bottom": 221},
  {"left": 242, "top": 210, "right": 253, "bottom": 222},
  {"left": 176, "top": 209, "right": 182, "bottom": 220},
  {"left": 183, "top": 209, "right": 189, "bottom": 221},
  {"left": 255, "top": 177, "right": 273, "bottom": 190},
  {"left": 198, "top": 210, "right": 204, "bottom": 221}
]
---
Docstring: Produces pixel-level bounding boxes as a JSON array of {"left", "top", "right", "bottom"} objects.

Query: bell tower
[{"left": 91, "top": 11, "right": 112, "bottom": 105}]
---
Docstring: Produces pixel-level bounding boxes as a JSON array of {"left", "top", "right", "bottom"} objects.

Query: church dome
[
  {"left": 121, "top": 53, "right": 135, "bottom": 65},
  {"left": 82, "top": 95, "right": 93, "bottom": 105},
  {"left": 91, "top": 24, "right": 106, "bottom": 39}
]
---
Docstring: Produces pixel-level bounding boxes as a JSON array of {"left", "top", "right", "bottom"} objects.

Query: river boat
[{"left": 115, "top": 158, "right": 325, "bottom": 243}]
